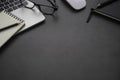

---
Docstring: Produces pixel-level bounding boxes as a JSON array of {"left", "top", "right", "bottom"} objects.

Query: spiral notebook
[
  {"left": 0, "top": 11, "right": 21, "bottom": 31},
  {"left": 0, "top": 11, "right": 25, "bottom": 48}
]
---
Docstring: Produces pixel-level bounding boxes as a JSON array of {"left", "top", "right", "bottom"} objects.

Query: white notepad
[
  {"left": 0, "top": 11, "right": 21, "bottom": 30},
  {"left": 0, "top": 11, "right": 25, "bottom": 48}
]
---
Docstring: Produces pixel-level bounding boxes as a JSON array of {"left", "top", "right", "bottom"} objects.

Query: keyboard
[{"left": 0, "top": 0, "right": 27, "bottom": 12}]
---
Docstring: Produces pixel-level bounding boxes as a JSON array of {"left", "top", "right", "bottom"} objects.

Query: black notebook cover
[{"left": 99, "top": 0, "right": 120, "bottom": 20}]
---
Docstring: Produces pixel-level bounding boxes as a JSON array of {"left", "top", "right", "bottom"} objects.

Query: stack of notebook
[{"left": 0, "top": 11, "right": 25, "bottom": 48}]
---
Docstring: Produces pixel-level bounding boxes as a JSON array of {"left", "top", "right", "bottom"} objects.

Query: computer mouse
[{"left": 65, "top": 0, "right": 86, "bottom": 10}]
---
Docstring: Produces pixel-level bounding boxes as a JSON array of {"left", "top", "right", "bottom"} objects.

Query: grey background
[{"left": 0, "top": 0, "right": 120, "bottom": 80}]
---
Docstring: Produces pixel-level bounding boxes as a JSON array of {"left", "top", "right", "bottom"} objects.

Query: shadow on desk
[{"left": 0, "top": 21, "right": 45, "bottom": 53}]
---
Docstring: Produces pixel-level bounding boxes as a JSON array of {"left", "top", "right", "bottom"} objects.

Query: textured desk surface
[{"left": 0, "top": 0, "right": 120, "bottom": 80}]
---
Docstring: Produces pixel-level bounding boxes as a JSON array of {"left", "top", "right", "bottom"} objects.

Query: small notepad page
[
  {"left": 0, "top": 11, "right": 25, "bottom": 48},
  {"left": 0, "top": 11, "right": 20, "bottom": 30}
]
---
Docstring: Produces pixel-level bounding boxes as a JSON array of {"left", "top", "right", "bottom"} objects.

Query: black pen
[
  {"left": 86, "top": 8, "right": 93, "bottom": 23},
  {"left": 97, "top": 0, "right": 118, "bottom": 8},
  {"left": 0, "top": 23, "right": 19, "bottom": 32}
]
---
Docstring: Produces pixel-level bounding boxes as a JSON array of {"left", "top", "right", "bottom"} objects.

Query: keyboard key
[
  {"left": 0, "top": 8, "right": 4, "bottom": 11},
  {"left": 13, "top": 6, "right": 18, "bottom": 10},
  {"left": 1, "top": 0, "right": 7, "bottom": 2},
  {"left": 9, "top": 4, "right": 14, "bottom": 7},
  {"left": 18, "top": 4, "right": 23, "bottom": 8},
  {"left": 14, "top": 1, "right": 19, "bottom": 5},
  {"left": 0, "top": 3, "right": 4, "bottom": 7},
  {"left": 9, "top": 0, "right": 15, "bottom": 3},
  {"left": 5, "top": 2, "right": 9, "bottom": 5},
  {"left": 6, "top": 8, "right": 13, "bottom": 12},
  {"left": 4, "top": 6, "right": 9, "bottom": 9},
  {"left": 0, "top": 0, "right": 26, "bottom": 12}
]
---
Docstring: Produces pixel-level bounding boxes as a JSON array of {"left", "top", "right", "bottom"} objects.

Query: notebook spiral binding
[{"left": 3, "top": 10, "right": 24, "bottom": 23}]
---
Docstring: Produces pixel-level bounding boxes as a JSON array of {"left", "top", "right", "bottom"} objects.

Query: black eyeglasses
[{"left": 20, "top": 0, "right": 58, "bottom": 15}]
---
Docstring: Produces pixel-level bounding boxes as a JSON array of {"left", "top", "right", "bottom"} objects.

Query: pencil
[{"left": 0, "top": 23, "right": 19, "bottom": 32}]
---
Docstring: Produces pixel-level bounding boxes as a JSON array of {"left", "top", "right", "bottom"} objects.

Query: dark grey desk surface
[{"left": 0, "top": 0, "right": 120, "bottom": 80}]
